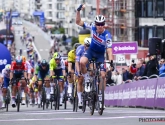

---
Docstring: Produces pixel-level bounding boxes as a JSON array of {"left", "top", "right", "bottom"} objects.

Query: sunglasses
[{"left": 95, "top": 23, "right": 105, "bottom": 26}]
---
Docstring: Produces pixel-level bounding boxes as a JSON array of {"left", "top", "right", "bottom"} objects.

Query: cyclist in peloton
[
  {"left": 75, "top": 37, "right": 91, "bottom": 108},
  {"left": 10, "top": 56, "right": 28, "bottom": 107},
  {"left": 76, "top": 4, "right": 113, "bottom": 108},
  {"left": 49, "top": 52, "right": 66, "bottom": 106},
  {"left": 1, "top": 64, "right": 11, "bottom": 108},
  {"left": 34, "top": 59, "right": 50, "bottom": 105}
]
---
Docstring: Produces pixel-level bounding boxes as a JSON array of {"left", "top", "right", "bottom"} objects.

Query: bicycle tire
[
  {"left": 75, "top": 83, "right": 78, "bottom": 112},
  {"left": 98, "top": 78, "right": 104, "bottom": 115},
  {"left": 56, "top": 84, "right": 60, "bottom": 110},
  {"left": 54, "top": 86, "right": 57, "bottom": 110},
  {"left": 6, "top": 88, "right": 10, "bottom": 112},
  {"left": 90, "top": 80, "right": 96, "bottom": 115},
  {"left": 82, "top": 95, "right": 86, "bottom": 113},
  {"left": 42, "top": 88, "right": 46, "bottom": 110},
  {"left": 64, "top": 87, "right": 67, "bottom": 109},
  {"left": 26, "top": 94, "right": 29, "bottom": 107},
  {"left": 72, "top": 84, "right": 75, "bottom": 112},
  {"left": 17, "top": 91, "right": 21, "bottom": 112}
]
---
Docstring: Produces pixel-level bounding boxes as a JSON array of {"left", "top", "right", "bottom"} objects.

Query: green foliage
[
  {"left": 71, "top": 36, "right": 79, "bottom": 46},
  {"left": 58, "top": 28, "right": 65, "bottom": 34},
  {"left": 50, "top": 27, "right": 65, "bottom": 34}
]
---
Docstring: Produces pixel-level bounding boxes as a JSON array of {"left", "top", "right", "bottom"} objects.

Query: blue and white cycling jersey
[
  {"left": 76, "top": 45, "right": 85, "bottom": 62},
  {"left": 83, "top": 22, "right": 112, "bottom": 53}
]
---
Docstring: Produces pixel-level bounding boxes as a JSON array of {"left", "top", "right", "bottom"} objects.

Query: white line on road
[
  {"left": 0, "top": 116, "right": 165, "bottom": 122},
  {"left": 32, "top": 42, "right": 42, "bottom": 60}
]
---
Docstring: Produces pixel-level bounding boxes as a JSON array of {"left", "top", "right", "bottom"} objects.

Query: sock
[{"left": 77, "top": 92, "right": 82, "bottom": 103}]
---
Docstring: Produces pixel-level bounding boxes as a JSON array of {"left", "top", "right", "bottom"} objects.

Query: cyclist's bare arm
[
  {"left": 107, "top": 48, "right": 113, "bottom": 61},
  {"left": 76, "top": 10, "right": 84, "bottom": 26}
]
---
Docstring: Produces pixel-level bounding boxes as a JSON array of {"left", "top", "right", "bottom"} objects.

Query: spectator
[
  {"left": 111, "top": 70, "right": 122, "bottom": 85},
  {"left": 143, "top": 54, "right": 159, "bottom": 77},
  {"left": 134, "top": 59, "right": 145, "bottom": 80},
  {"left": 122, "top": 68, "right": 131, "bottom": 82},
  {"left": 158, "top": 59, "right": 165, "bottom": 77},
  {"left": 106, "top": 66, "right": 115, "bottom": 85}
]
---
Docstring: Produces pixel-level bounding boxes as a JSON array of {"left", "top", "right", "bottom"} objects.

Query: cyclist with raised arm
[
  {"left": 49, "top": 52, "right": 66, "bottom": 106},
  {"left": 76, "top": 4, "right": 113, "bottom": 109},
  {"left": 67, "top": 43, "right": 81, "bottom": 99},
  {"left": 1, "top": 64, "right": 11, "bottom": 108},
  {"left": 75, "top": 38, "right": 91, "bottom": 108}
]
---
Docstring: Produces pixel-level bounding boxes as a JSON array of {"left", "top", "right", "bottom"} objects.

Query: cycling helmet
[
  {"left": 95, "top": 15, "right": 105, "bottom": 23},
  {"left": 22, "top": 56, "right": 26, "bottom": 62},
  {"left": 41, "top": 59, "right": 47, "bottom": 66},
  {"left": 84, "top": 38, "right": 91, "bottom": 46},
  {"left": 5, "top": 64, "right": 11, "bottom": 70},
  {"left": 53, "top": 52, "right": 61, "bottom": 59},
  {"left": 73, "top": 43, "right": 81, "bottom": 50},
  {"left": 15, "top": 56, "right": 22, "bottom": 64}
]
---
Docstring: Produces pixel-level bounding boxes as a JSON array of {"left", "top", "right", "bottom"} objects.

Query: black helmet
[
  {"left": 73, "top": 43, "right": 81, "bottom": 50},
  {"left": 41, "top": 59, "right": 47, "bottom": 66}
]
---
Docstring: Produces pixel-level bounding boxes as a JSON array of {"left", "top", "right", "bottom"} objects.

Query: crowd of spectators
[{"left": 106, "top": 53, "right": 165, "bottom": 86}]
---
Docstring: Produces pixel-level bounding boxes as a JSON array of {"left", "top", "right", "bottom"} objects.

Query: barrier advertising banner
[{"left": 105, "top": 77, "right": 165, "bottom": 109}]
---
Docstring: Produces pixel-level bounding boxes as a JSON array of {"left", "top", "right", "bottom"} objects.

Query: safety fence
[{"left": 105, "top": 74, "right": 165, "bottom": 109}]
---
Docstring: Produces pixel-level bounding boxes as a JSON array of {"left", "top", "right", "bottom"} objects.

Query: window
[
  {"left": 156, "top": 0, "right": 164, "bottom": 17},
  {"left": 147, "top": 0, "right": 153, "bottom": 17},
  {"left": 57, "top": 3, "right": 65, "bottom": 10},
  {"left": 48, "top": 4, "right": 52, "bottom": 9},
  {"left": 141, "top": 28, "right": 145, "bottom": 47},
  {"left": 57, "top": 12, "right": 65, "bottom": 19},
  {"left": 156, "top": 27, "right": 164, "bottom": 39},
  {"left": 147, "top": 27, "right": 153, "bottom": 40},
  {"left": 48, "top": 11, "right": 52, "bottom": 17}
]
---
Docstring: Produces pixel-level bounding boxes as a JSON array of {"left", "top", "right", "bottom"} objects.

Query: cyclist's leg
[
  {"left": 67, "top": 63, "right": 75, "bottom": 97},
  {"left": 56, "top": 69, "right": 64, "bottom": 106},
  {"left": 37, "top": 72, "right": 43, "bottom": 104},
  {"left": 31, "top": 78, "right": 38, "bottom": 105},
  {"left": 44, "top": 75, "right": 51, "bottom": 101},
  {"left": 2, "top": 77, "right": 10, "bottom": 107},
  {"left": 11, "top": 73, "right": 18, "bottom": 107},
  {"left": 80, "top": 48, "right": 92, "bottom": 82}
]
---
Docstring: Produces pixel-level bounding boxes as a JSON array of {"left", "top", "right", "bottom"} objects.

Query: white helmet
[
  {"left": 95, "top": 15, "right": 105, "bottom": 23},
  {"left": 5, "top": 64, "right": 11, "bottom": 70},
  {"left": 84, "top": 38, "right": 91, "bottom": 46}
]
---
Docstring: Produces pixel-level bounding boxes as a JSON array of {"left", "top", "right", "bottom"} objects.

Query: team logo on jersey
[{"left": 93, "top": 34, "right": 103, "bottom": 43}]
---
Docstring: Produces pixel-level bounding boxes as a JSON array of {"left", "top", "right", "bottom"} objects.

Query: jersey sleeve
[
  {"left": 49, "top": 59, "right": 55, "bottom": 71},
  {"left": 76, "top": 46, "right": 82, "bottom": 62},
  {"left": 35, "top": 65, "right": 39, "bottom": 75},
  {"left": 105, "top": 32, "right": 113, "bottom": 48},
  {"left": 68, "top": 50, "right": 74, "bottom": 62},
  {"left": 1, "top": 69, "right": 5, "bottom": 78},
  {"left": 10, "top": 62, "right": 15, "bottom": 71},
  {"left": 83, "top": 22, "right": 94, "bottom": 30}
]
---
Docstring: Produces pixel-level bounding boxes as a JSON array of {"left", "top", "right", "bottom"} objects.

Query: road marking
[
  {"left": 0, "top": 116, "right": 165, "bottom": 122},
  {"left": 32, "top": 42, "right": 42, "bottom": 60},
  {"left": 39, "top": 49, "right": 43, "bottom": 51}
]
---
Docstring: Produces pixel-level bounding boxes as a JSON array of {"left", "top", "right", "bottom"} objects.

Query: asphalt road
[
  {"left": 1, "top": 21, "right": 165, "bottom": 125},
  {"left": 0, "top": 104, "right": 165, "bottom": 125}
]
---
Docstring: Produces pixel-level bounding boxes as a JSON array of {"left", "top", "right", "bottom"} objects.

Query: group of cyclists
[{"left": 0, "top": 4, "right": 114, "bottom": 114}]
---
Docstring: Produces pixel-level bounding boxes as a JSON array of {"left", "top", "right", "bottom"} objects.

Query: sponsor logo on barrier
[
  {"left": 139, "top": 118, "right": 165, "bottom": 122},
  {"left": 112, "top": 42, "right": 138, "bottom": 54},
  {"left": 156, "top": 85, "right": 165, "bottom": 98}
]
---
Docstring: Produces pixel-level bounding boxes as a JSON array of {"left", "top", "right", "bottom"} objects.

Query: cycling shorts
[
  {"left": 38, "top": 71, "right": 50, "bottom": 80},
  {"left": 54, "top": 69, "right": 64, "bottom": 82},
  {"left": 84, "top": 48, "right": 105, "bottom": 71}
]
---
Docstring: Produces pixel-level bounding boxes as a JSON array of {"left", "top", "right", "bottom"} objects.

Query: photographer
[{"left": 143, "top": 54, "right": 159, "bottom": 77}]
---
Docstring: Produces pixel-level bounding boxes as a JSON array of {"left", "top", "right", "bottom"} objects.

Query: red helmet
[{"left": 65, "top": 60, "right": 68, "bottom": 67}]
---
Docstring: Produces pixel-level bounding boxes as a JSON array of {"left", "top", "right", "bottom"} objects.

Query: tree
[{"left": 71, "top": 36, "right": 79, "bottom": 46}]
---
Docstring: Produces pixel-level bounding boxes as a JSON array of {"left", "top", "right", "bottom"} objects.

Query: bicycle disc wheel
[
  {"left": 82, "top": 92, "right": 86, "bottom": 113},
  {"left": 57, "top": 84, "right": 60, "bottom": 110},
  {"left": 98, "top": 78, "right": 104, "bottom": 115}
]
